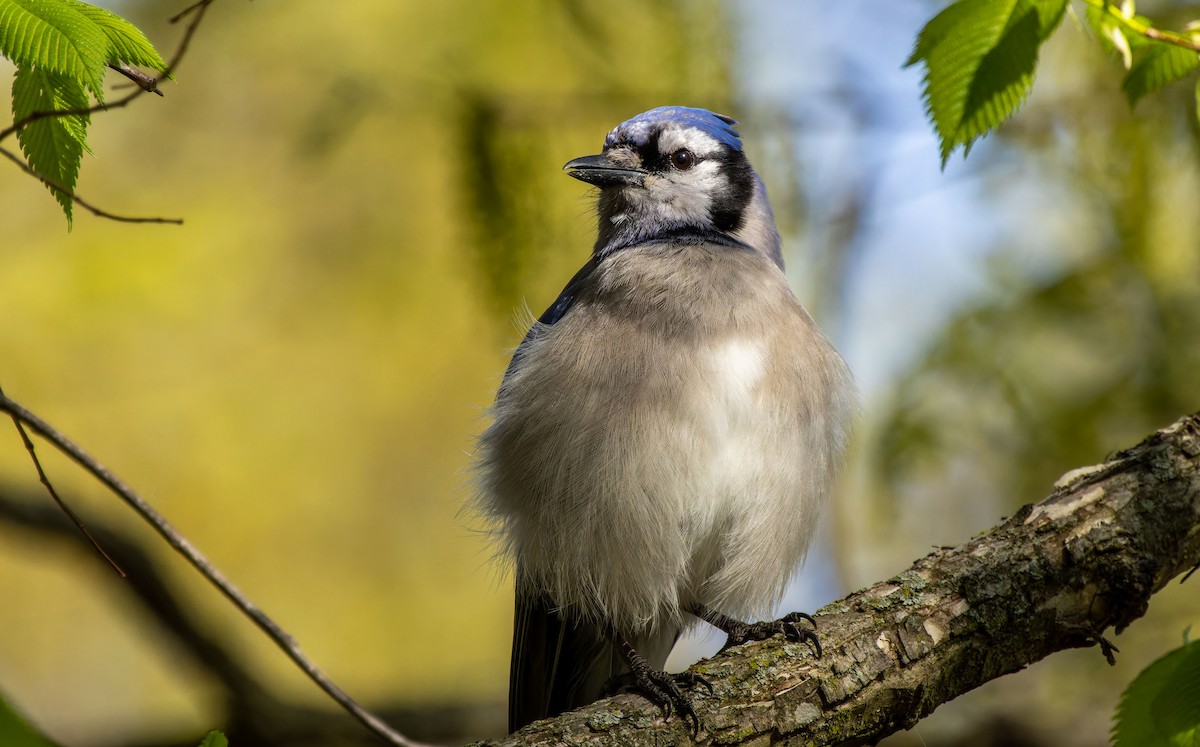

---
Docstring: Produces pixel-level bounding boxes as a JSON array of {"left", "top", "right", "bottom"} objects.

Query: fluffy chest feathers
[{"left": 477, "top": 242, "right": 854, "bottom": 632}]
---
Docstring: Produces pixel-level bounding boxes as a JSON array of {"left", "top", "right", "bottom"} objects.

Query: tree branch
[
  {"left": 487, "top": 413, "right": 1200, "bottom": 746},
  {"left": 0, "top": 391, "right": 429, "bottom": 747},
  {"left": 108, "top": 63, "right": 165, "bottom": 96},
  {"left": 0, "top": 384, "right": 126, "bottom": 575},
  {"left": 0, "top": 485, "right": 508, "bottom": 746}
]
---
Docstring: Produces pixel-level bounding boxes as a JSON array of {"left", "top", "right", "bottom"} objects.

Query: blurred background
[{"left": 1, "top": 1, "right": 1198, "bottom": 745}]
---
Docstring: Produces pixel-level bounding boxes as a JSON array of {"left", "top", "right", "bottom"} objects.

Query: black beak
[{"left": 563, "top": 154, "right": 646, "bottom": 187}]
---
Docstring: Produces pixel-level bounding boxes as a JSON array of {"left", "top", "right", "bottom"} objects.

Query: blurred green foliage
[
  {"left": 867, "top": 4, "right": 1200, "bottom": 746},
  {"left": 868, "top": 20, "right": 1200, "bottom": 539},
  {"left": 0, "top": 0, "right": 733, "bottom": 743},
  {"left": 196, "top": 730, "right": 227, "bottom": 747},
  {"left": 2, "top": 0, "right": 1199, "bottom": 745}
]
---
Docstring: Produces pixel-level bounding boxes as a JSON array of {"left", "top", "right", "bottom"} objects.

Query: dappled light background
[{"left": 1, "top": 1, "right": 1198, "bottom": 746}]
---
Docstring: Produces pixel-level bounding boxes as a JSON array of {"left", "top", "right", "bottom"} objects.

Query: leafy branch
[
  {"left": 907, "top": 0, "right": 1200, "bottom": 163},
  {"left": 0, "top": 0, "right": 213, "bottom": 227}
]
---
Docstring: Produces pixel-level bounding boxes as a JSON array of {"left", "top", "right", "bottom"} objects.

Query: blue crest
[{"left": 605, "top": 106, "right": 742, "bottom": 152}]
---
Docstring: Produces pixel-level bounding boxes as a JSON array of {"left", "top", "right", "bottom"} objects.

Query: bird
[{"left": 475, "top": 106, "right": 856, "bottom": 734}]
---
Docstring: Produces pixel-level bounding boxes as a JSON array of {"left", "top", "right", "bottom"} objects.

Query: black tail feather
[{"left": 508, "top": 590, "right": 678, "bottom": 732}]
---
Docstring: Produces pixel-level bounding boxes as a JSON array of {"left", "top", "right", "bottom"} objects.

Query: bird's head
[{"left": 565, "top": 106, "right": 782, "bottom": 267}]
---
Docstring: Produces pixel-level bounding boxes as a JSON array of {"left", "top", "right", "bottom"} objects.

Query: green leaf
[
  {"left": 908, "top": 0, "right": 1067, "bottom": 164},
  {"left": 1113, "top": 639, "right": 1200, "bottom": 747},
  {"left": 906, "top": 0, "right": 982, "bottom": 68},
  {"left": 1123, "top": 43, "right": 1200, "bottom": 105},
  {"left": 12, "top": 65, "right": 91, "bottom": 227},
  {"left": 197, "top": 731, "right": 228, "bottom": 747},
  {"left": 67, "top": 0, "right": 168, "bottom": 74},
  {"left": 1083, "top": 4, "right": 1162, "bottom": 69},
  {"left": 0, "top": 0, "right": 109, "bottom": 99},
  {"left": 906, "top": 0, "right": 1065, "bottom": 66},
  {"left": 1029, "top": 0, "right": 1070, "bottom": 37}
]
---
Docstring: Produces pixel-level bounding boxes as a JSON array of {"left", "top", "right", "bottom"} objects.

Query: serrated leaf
[
  {"left": 12, "top": 65, "right": 90, "bottom": 227},
  {"left": 1113, "top": 639, "right": 1200, "bottom": 747},
  {"left": 1123, "top": 43, "right": 1200, "bottom": 104},
  {"left": 908, "top": 0, "right": 1066, "bottom": 164},
  {"left": 197, "top": 730, "right": 228, "bottom": 747},
  {"left": 0, "top": 0, "right": 109, "bottom": 100},
  {"left": 1029, "top": 0, "right": 1071, "bottom": 37},
  {"left": 906, "top": 0, "right": 982, "bottom": 67},
  {"left": 67, "top": 0, "right": 168, "bottom": 74},
  {"left": 907, "top": 0, "right": 1065, "bottom": 66}
]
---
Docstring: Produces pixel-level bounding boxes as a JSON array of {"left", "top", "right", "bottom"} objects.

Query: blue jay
[{"left": 476, "top": 106, "right": 855, "bottom": 733}]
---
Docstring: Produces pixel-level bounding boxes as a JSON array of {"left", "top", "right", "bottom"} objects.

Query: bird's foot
[
  {"left": 698, "top": 607, "right": 822, "bottom": 656},
  {"left": 609, "top": 632, "right": 711, "bottom": 734}
]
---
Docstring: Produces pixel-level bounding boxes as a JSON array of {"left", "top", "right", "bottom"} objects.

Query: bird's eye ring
[{"left": 670, "top": 149, "right": 695, "bottom": 171}]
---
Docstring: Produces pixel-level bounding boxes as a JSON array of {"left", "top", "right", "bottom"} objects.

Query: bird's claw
[
  {"left": 719, "top": 611, "right": 822, "bottom": 657},
  {"left": 674, "top": 670, "right": 715, "bottom": 696},
  {"left": 603, "top": 668, "right": 712, "bottom": 729},
  {"left": 634, "top": 669, "right": 709, "bottom": 735},
  {"left": 606, "top": 669, "right": 710, "bottom": 733},
  {"left": 780, "top": 611, "right": 823, "bottom": 658}
]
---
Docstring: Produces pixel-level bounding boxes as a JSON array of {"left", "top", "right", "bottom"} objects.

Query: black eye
[{"left": 670, "top": 149, "right": 695, "bottom": 171}]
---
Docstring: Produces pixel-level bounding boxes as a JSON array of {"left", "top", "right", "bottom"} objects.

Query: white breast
[
  {"left": 704, "top": 338, "right": 769, "bottom": 484},
  {"left": 710, "top": 338, "right": 766, "bottom": 392},
  {"left": 683, "top": 338, "right": 775, "bottom": 533}
]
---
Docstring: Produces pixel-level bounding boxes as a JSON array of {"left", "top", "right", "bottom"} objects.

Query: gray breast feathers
[{"left": 475, "top": 242, "right": 855, "bottom": 634}]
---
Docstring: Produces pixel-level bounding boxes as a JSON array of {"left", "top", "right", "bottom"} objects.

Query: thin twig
[
  {"left": 0, "top": 59, "right": 167, "bottom": 144},
  {"left": 1082, "top": 0, "right": 1200, "bottom": 53},
  {"left": 0, "top": 0, "right": 215, "bottom": 145},
  {"left": 1141, "top": 23, "right": 1200, "bottom": 53},
  {"left": 0, "top": 103, "right": 94, "bottom": 144},
  {"left": 0, "top": 146, "right": 184, "bottom": 225},
  {"left": 0, "top": 487, "right": 275, "bottom": 705},
  {"left": 170, "top": 0, "right": 217, "bottom": 25},
  {"left": 108, "top": 64, "right": 164, "bottom": 96},
  {"left": 0, "top": 386, "right": 126, "bottom": 576},
  {"left": 0, "top": 391, "right": 427, "bottom": 747}
]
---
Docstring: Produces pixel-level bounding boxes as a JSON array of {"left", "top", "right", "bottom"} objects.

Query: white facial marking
[
  {"left": 658, "top": 126, "right": 724, "bottom": 159},
  {"left": 630, "top": 123, "right": 730, "bottom": 229}
]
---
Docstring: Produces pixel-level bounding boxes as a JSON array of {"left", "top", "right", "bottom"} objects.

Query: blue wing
[{"left": 499, "top": 255, "right": 601, "bottom": 390}]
